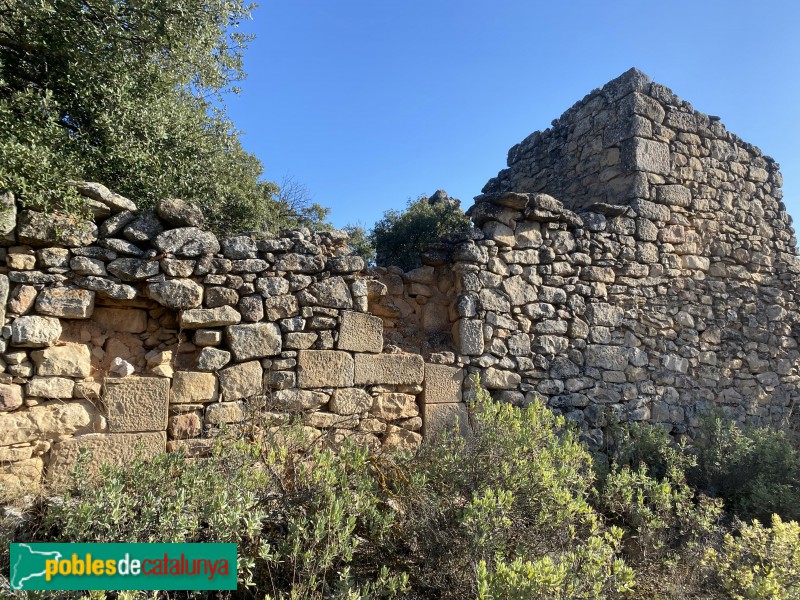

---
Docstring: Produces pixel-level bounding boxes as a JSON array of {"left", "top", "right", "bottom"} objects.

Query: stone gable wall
[{"left": 2, "top": 68, "right": 799, "bottom": 493}]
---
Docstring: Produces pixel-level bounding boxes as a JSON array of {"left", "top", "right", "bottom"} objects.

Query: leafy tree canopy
[
  {"left": 0, "top": 0, "right": 320, "bottom": 236},
  {"left": 371, "top": 190, "right": 472, "bottom": 271}
]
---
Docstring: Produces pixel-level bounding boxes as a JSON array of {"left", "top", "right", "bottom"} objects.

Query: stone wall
[
  {"left": 0, "top": 188, "right": 466, "bottom": 492},
  {"left": 2, "top": 68, "right": 799, "bottom": 493}
]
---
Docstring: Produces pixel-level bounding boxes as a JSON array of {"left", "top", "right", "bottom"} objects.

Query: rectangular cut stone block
[
  {"left": 421, "top": 364, "right": 463, "bottom": 405},
  {"left": 298, "top": 350, "right": 354, "bottom": 388},
  {"left": 452, "top": 319, "right": 484, "bottom": 356},
  {"left": 104, "top": 377, "right": 169, "bottom": 432},
  {"left": 424, "top": 403, "right": 471, "bottom": 439},
  {"left": 219, "top": 360, "right": 263, "bottom": 401},
  {"left": 179, "top": 305, "right": 241, "bottom": 328},
  {"left": 48, "top": 432, "right": 166, "bottom": 488},
  {"left": 354, "top": 353, "right": 424, "bottom": 386},
  {"left": 225, "top": 322, "right": 282, "bottom": 361},
  {"left": 621, "top": 137, "right": 670, "bottom": 175},
  {"left": 171, "top": 371, "right": 218, "bottom": 403},
  {"left": 337, "top": 310, "right": 383, "bottom": 353},
  {"left": 35, "top": 287, "right": 95, "bottom": 318}
]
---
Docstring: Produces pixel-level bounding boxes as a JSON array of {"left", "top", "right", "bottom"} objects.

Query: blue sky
[{"left": 225, "top": 0, "right": 800, "bottom": 230}]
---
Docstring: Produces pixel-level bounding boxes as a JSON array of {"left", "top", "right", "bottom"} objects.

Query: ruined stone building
[{"left": 1, "top": 68, "right": 798, "bottom": 491}]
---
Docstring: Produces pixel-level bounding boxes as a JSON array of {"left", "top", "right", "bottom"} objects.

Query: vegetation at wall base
[{"left": 2, "top": 388, "right": 799, "bottom": 599}]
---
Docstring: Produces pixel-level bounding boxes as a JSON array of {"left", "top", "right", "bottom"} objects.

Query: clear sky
[{"left": 224, "top": 0, "right": 800, "bottom": 231}]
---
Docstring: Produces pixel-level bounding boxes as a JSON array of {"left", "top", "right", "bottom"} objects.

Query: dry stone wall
[
  {"left": 0, "top": 187, "right": 466, "bottom": 493},
  {"left": 2, "top": 67, "right": 799, "bottom": 493}
]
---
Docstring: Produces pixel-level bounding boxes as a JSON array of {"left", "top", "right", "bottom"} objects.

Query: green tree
[
  {"left": 0, "top": 0, "right": 292, "bottom": 236},
  {"left": 371, "top": 190, "right": 472, "bottom": 271},
  {"left": 343, "top": 222, "right": 376, "bottom": 265}
]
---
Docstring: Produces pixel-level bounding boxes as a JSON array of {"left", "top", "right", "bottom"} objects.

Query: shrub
[{"left": 703, "top": 515, "right": 800, "bottom": 600}]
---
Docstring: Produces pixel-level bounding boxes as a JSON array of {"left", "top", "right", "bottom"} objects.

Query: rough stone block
[
  {"left": 179, "top": 305, "right": 242, "bottom": 328},
  {"left": 205, "top": 401, "right": 245, "bottom": 425},
  {"left": 219, "top": 360, "right": 263, "bottom": 401},
  {"left": 49, "top": 432, "right": 166, "bottom": 487},
  {"left": 104, "top": 377, "right": 170, "bottom": 432},
  {"left": 171, "top": 371, "right": 218, "bottom": 403},
  {"left": 31, "top": 344, "right": 92, "bottom": 378},
  {"left": 329, "top": 387, "right": 373, "bottom": 414},
  {"left": 26, "top": 376, "right": 75, "bottom": 399},
  {"left": 35, "top": 287, "right": 95, "bottom": 318},
  {"left": 337, "top": 310, "right": 383, "bottom": 353},
  {"left": 0, "top": 457, "right": 43, "bottom": 491},
  {"left": 354, "top": 353, "right": 424, "bottom": 385},
  {"left": 585, "top": 345, "right": 629, "bottom": 371},
  {"left": 298, "top": 350, "right": 354, "bottom": 388},
  {"left": 421, "top": 364, "right": 463, "bottom": 405},
  {"left": 424, "top": 403, "right": 471, "bottom": 439},
  {"left": 226, "top": 322, "right": 282, "bottom": 361},
  {"left": 655, "top": 185, "right": 692, "bottom": 207},
  {"left": 0, "top": 400, "right": 94, "bottom": 446},
  {"left": 370, "top": 393, "right": 419, "bottom": 419},
  {"left": 11, "top": 315, "right": 62, "bottom": 347},
  {"left": 382, "top": 425, "right": 422, "bottom": 453},
  {"left": 621, "top": 137, "right": 670, "bottom": 175}
]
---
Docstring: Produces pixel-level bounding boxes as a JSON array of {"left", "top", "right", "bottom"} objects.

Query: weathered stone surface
[
  {"left": 421, "top": 364, "right": 463, "bottom": 405},
  {"left": 123, "top": 210, "right": 164, "bottom": 243},
  {"left": 205, "top": 286, "right": 239, "bottom": 308},
  {"left": 17, "top": 210, "right": 98, "bottom": 247},
  {"left": 274, "top": 253, "right": 325, "bottom": 273},
  {"left": 621, "top": 137, "right": 670, "bottom": 175},
  {"left": 483, "top": 367, "right": 521, "bottom": 390},
  {"left": 354, "top": 353, "right": 424, "bottom": 385},
  {"left": 104, "top": 377, "right": 170, "bottom": 432},
  {"left": 99, "top": 210, "right": 136, "bottom": 237},
  {"left": 26, "top": 376, "right": 75, "bottom": 399},
  {"left": 585, "top": 345, "right": 629, "bottom": 370},
  {"left": 74, "top": 276, "right": 137, "bottom": 300},
  {"left": 263, "top": 295, "right": 299, "bottom": 320},
  {"left": 77, "top": 182, "right": 138, "bottom": 212},
  {"left": 382, "top": 425, "right": 422, "bottom": 453},
  {"left": 219, "top": 360, "right": 263, "bottom": 401},
  {"left": 49, "top": 432, "right": 165, "bottom": 487},
  {"left": 147, "top": 278, "right": 204, "bottom": 309},
  {"left": 0, "top": 400, "right": 93, "bottom": 445},
  {"left": 0, "top": 273, "right": 9, "bottom": 323},
  {"left": 370, "top": 393, "right": 418, "bottom": 419},
  {"left": 306, "top": 276, "right": 352, "bottom": 309},
  {"left": 92, "top": 307, "right": 147, "bottom": 333},
  {"left": 273, "top": 388, "right": 328, "bottom": 411},
  {"left": 221, "top": 236, "right": 258, "bottom": 259},
  {"left": 329, "top": 387, "right": 373, "bottom": 415},
  {"left": 35, "top": 287, "right": 95, "bottom": 318},
  {"left": 168, "top": 412, "right": 202, "bottom": 439},
  {"left": 337, "top": 310, "right": 383, "bottom": 353},
  {"left": 0, "top": 383, "right": 23, "bottom": 411},
  {"left": 171, "top": 371, "right": 218, "bottom": 403},
  {"left": 11, "top": 316, "right": 62, "bottom": 347},
  {"left": 179, "top": 305, "right": 241, "bottom": 328},
  {"left": 0, "top": 190, "right": 17, "bottom": 244},
  {"left": 297, "top": 350, "right": 354, "bottom": 388},
  {"left": 31, "top": 344, "right": 92, "bottom": 378},
  {"left": 107, "top": 257, "right": 159, "bottom": 281},
  {"left": 424, "top": 403, "right": 471, "bottom": 439},
  {"left": 0, "top": 457, "right": 43, "bottom": 491},
  {"left": 157, "top": 198, "right": 204, "bottom": 228},
  {"left": 453, "top": 319, "right": 484, "bottom": 356},
  {"left": 197, "top": 347, "right": 231, "bottom": 371},
  {"left": 154, "top": 227, "right": 220, "bottom": 257},
  {"left": 205, "top": 401, "right": 244, "bottom": 425},
  {"left": 327, "top": 256, "right": 365, "bottom": 273},
  {"left": 226, "top": 323, "right": 282, "bottom": 361}
]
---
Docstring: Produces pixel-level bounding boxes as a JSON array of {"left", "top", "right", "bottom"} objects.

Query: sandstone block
[
  {"left": 354, "top": 353, "right": 424, "bottom": 385},
  {"left": 0, "top": 457, "right": 43, "bottom": 491},
  {"left": 168, "top": 412, "right": 202, "bottom": 439},
  {"left": 337, "top": 310, "right": 383, "bottom": 353},
  {"left": 329, "top": 387, "right": 373, "bottom": 414},
  {"left": 298, "top": 350, "right": 354, "bottom": 388},
  {"left": 11, "top": 315, "right": 62, "bottom": 347},
  {"left": 273, "top": 388, "right": 328, "bottom": 411},
  {"left": 424, "top": 403, "right": 471, "bottom": 439},
  {"left": 26, "top": 376, "right": 75, "bottom": 399},
  {"left": 621, "top": 137, "right": 670, "bottom": 175},
  {"left": 483, "top": 367, "right": 521, "bottom": 390},
  {"left": 49, "top": 432, "right": 165, "bottom": 487},
  {"left": 421, "top": 364, "right": 463, "bottom": 405},
  {"left": 0, "top": 400, "right": 94, "bottom": 445},
  {"left": 452, "top": 319, "right": 484, "bottom": 356},
  {"left": 171, "top": 371, "right": 218, "bottom": 403},
  {"left": 205, "top": 401, "right": 245, "bottom": 425},
  {"left": 382, "top": 425, "right": 422, "bottom": 453},
  {"left": 35, "top": 287, "right": 95, "bottom": 318},
  {"left": 179, "top": 305, "right": 241, "bottom": 328},
  {"left": 304, "top": 411, "right": 359, "bottom": 429},
  {"left": 31, "top": 344, "right": 92, "bottom": 378},
  {"left": 226, "top": 323, "right": 282, "bottom": 361},
  {"left": 0, "top": 383, "right": 23, "bottom": 411},
  {"left": 219, "top": 360, "right": 263, "bottom": 401},
  {"left": 104, "top": 377, "right": 170, "bottom": 432},
  {"left": 370, "top": 393, "right": 419, "bottom": 419}
]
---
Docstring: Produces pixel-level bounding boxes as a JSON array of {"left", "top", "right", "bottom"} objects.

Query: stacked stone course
[{"left": 2, "top": 68, "right": 799, "bottom": 492}]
